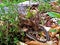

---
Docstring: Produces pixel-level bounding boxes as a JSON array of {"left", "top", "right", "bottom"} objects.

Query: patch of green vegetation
[
  {"left": 38, "top": 2, "right": 51, "bottom": 12},
  {"left": 0, "top": 3, "right": 19, "bottom": 45},
  {"left": 49, "top": 29, "right": 57, "bottom": 32},
  {"left": 57, "top": 20, "right": 60, "bottom": 25},
  {"left": 47, "top": 12, "right": 60, "bottom": 18}
]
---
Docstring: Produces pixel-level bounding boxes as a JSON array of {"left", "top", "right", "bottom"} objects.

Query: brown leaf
[
  {"left": 59, "top": 40, "right": 60, "bottom": 45},
  {"left": 27, "top": 41, "right": 47, "bottom": 45}
]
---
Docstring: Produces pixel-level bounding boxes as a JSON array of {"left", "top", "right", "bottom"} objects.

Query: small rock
[
  {"left": 18, "top": 1, "right": 39, "bottom": 15},
  {"left": 18, "top": 1, "right": 39, "bottom": 7}
]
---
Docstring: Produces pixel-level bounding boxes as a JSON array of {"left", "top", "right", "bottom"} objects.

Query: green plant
[
  {"left": 0, "top": 2, "right": 20, "bottom": 45},
  {"left": 38, "top": 2, "right": 51, "bottom": 12},
  {"left": 57, "top": 20, "right": 60, "bottom": 25},
  {"left": 58, "top": 0, "right": 60, "bottom": 4},
  {"left": 2, "top": 0, "right": 26, "bottom": 4},
  {"left": 49, "top": 29, "right": 57, "bottom": 32},
  {"left": 47, "top": 12, "right": 60, "bottom": 18}
]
